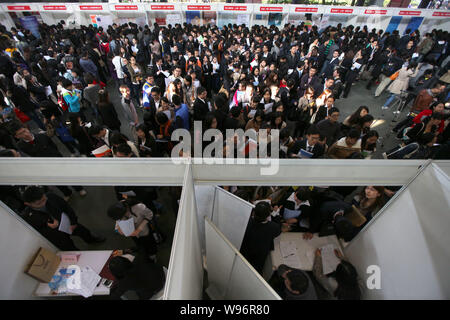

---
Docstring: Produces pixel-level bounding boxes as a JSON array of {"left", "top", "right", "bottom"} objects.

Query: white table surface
[
  {"left": 34, "top": 250, "right": 113, "bottom": 297},
  {"left": 262, "top": 232, "right": 342, "bottom": 280}
]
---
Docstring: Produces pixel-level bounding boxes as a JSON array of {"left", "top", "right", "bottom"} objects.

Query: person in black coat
[
  {"left": 108, "top": 251, "right": 165, "bottom": 300},
  {"left": 299, "top": 67, "right": 321, "bottom": 97},
  {"left": 7, "top": 84, "right": 46, "bottom": 130},
  {"left": 287, "top": 125, "right": 325, "bottom": 159},
  {"left": 22, "top": 186, "right": 104, "bottom": 250},
  {"left": 98, "top": 89, "right": 122, "bottom": 131},
  {"left": 240, "top": 202, "right": 283, "bottom": 274},
  {"left": 193, "top": 87, "right": 209, "bottom": 122}
]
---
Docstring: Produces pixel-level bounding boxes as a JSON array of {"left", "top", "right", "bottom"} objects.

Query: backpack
[{"left": 55, "top": 122, "right": 75, "bottom": 143}]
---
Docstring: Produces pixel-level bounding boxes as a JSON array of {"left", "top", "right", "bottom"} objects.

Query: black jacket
[
  {"left": 287, "top": 139, "right": 325, "bottom": 159},
  {"left": 17, "top": 133, "right": 62, "bottom": 157},
  {"left": 193, "top": 98, "right": 209, "bottom": 122}
]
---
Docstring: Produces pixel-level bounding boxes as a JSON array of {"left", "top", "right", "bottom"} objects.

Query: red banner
[
  {"left": 364, "top": 9, "right": 387, "bottom": 15},
  {"left": 295, "top": 7, "right": 318, "bottom": 13},
  {"left": 151, "top": 5, "right": 175, "bottom": 11},
  {"left": 43, "top": 5, "right": 67, "bottom": 11},
  {"left": 224, "top": 6, "right": 247, "bottom": 11},
  {"left": 7, "top": 6, "right": 31, "bottom": 10},
  {"left": 432, "top": 11, "right": 450, "bottom": 17},
  {"left": 260, "top": 7, "right": 283, "bottom": 12},
  {"left": 398, "top": 10, "right": 421, "bottom": 16},
  {"left": 80, "top": 5, "right": 103, "bottom": 11},
  {"left": 330, "top": 8, "right": 354, "bottom": 14},
  {"left": 114, "top": 5, "right": 138, "bottom": 11},
  {"left": 187, "top": 5, "right": 211, "bottom": 11}
]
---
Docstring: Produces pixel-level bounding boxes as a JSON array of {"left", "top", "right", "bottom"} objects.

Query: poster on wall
[
  {"left": 155, "top": 17, "right": 166, "bottom": 26},
  {"left": 96, "top": 15, "right": 114, "bottom": 29},
  {"left": 167, "top": 14, "right": 181, "bottom": 26},
  {"left": 319, "top": 14, "right": 330, "bottom": 30},
  {"left": 203, "top": 11, "right": 217, "bottom": 26},
  {"left": 186, "top": 11, "right": 201, "bottom": 25},
  {"left": 268, "top": 13, "right": 282, "bottom": 26},
  {"left": 236, "top": 14, "right": 249, "bottom": 26},
  {"left": 19, "top": 16, "right": 40, "bottom": 38},
  {"left": 90, "top": 15, "right": 98, "bottom": 28}
]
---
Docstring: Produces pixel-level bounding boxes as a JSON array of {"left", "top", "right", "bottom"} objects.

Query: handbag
[
  {"left": 389, "top": 70, "right": 399, "bottom": 81},
  {"left": 55, "top": 123, "right": 75, "bottom": 142}
]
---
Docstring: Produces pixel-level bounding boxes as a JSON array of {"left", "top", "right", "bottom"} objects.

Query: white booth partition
[
  {"left": 38, "top": 3, "right": 76, "bottom": 27},
  {"left": 0, "top": 201, "right": 58, "bottom": 299},
  {"left": 288, "top": 6, "right": 324, "bottom": 28},
  {"left": 109, "top": 3, "right": 148, "bottom": 28},
  {"left": 163, "top": 164, "right": 203, "bottom": 300},
  {"left": 194, "top": 185, "right": 216, "bottom": 251},
  {"left": 212, "top": 187, "right": 253, "bottom": 251},
  {"left": 356, "top": 8, "right": 392, "bottom": 33},
  {"left": 217, "top": 4, "right": 252, "bottom": 28},
  {"left": 76, "top": 4, "right": 112, "bottom": 29},
  {"left": 323, "top": 6, "right": 359, "bottom": 30},
  {"left": 146, "top": 3, "right": 182, "bottom": 27},
  {"left": 344, "top": 163, "right": 450, "bottom": 299},
  {"left": 205, "top": 218, "right": 281, "bottom": 300}
]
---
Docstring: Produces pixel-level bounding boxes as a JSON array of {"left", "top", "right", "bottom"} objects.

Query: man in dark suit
[
  {"left": 22, "top": 186, "right": 104, "bottom": 250},
  {"left": 193, "top": 87, "right": 209, "bottom": 122},
  {"left": 287, "top": 125, "right": 325, "bottom": 159},
  {"left": 321, "top": 49, "right": 340, "bottom": 79},
  {"left": 151, "top": 56, "right": 169, "bottom": 93},
  {"left": 289, "top": 61, "right": 305, "bottom": 89},
  {"left": 299, "top": 67, "right": 321, "bottom": 97},
  {"left": 261, "top": 44, "right": 274, "bottom": 65},
  {"left": 287, "top": 45, "right": 300, "bottom": 70}
]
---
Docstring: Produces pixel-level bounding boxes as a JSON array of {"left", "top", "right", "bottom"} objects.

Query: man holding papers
[
  {"left": 22, "top": 186, "right": 105, "bottom": 250},
  {"left": 287, "top": 125, "right": 325, "bottom": 159}
]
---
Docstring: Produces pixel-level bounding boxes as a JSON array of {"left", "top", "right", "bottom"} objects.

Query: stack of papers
[
  {"left": 66, "top": 266, "right": 101, "bottom": 298},
  {"left": 320, "top": 244, "right": 341, "bottom": 275},
  {"left": 117, "top": 218, "right": 135, "bottom": 237},
  {"left": 58, "top": 213, "right": 72, "bottom": 234}
]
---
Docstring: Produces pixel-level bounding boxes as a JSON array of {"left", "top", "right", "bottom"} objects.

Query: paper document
[
  {"left": 66, "top": 266, "right": 101, "bottom": 298},
  {"left": 283, "top": 208, "right": 301, "bottom": 220},
  {"left": 160, "top": 71, "right": 170, "bottom": 78},
  {"left": 298, "top": 148, "right": 313, "bottom": 158},
  {"left": 117, "top": 218, "right": 135, "bottom": 237},
  {"left": 248, "top": 109, "right": 256, "bottom": 118},
  {"left": 264, "top": 102, "right": 273, "bottom": 114},
  {"left": 92, "top": 145, "right": 112, "bottom": 157},
  {"left": 288, "top": 69, "right": 294, "bottom": 75},
  {"left": 320, "top": 244, "right": 341, "bottom": 275},
  {"left": 164, "top": 78, "right": 172, "bottom": 88},
  {"left": 119, "top": 190, "right": 136, "bottom": 197},
  {"left": 279, "top": 241, "right": 301, "bottom": 269},
  {"left": 58, "top": 213, "right": 72, "bottom": 235},
  {"left": 163, "top": 110, "right": 171, "bottom": 120},
  {"left": 45, "top": 86, "right": 53, "bottom": 97}
]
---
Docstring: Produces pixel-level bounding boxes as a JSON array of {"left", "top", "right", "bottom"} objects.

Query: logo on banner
[
  {"left": 151, "top": 5, "right": 175, "bottom": 11},
  {"left": 115, "top": 5, "right": 138, "bottom": 11},
  {"left": 43, "top": 6, "right": 66, "bottom": 11},
  {"left": 7, "top": 6, "right": 31, "bottom": 11},
  {"left": 295, "top": 7, "right": 318, "bottom": 13},
  {"left": 187, "top": 5, "right": 211, "bottom": 11},
  {"left": 432, "top": 11, "right": 450, "bottom": 17},
  {"left": 331, "top": 8, "right": 353, "bottom": 14}
]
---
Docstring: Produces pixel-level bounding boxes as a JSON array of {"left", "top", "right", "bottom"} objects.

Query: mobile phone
[{"left": 103, "top": 279, "right": 113, "bottom": 288}]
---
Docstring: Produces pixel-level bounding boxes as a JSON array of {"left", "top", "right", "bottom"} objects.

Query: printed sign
[
  {"left": 224, "top": 6, "right": 247, "bottom": 11},
  {"left": 43, "top": 6, "right": 66, "bottom": 11},
  {"left": 260, "top": 7, "right": 283, "bottom": 12},
  {"left": 80, "top": 5, "right": 103, "bottom": 11},
  {"left": 295, "top": 7, "right": 318, "bottom": 13},
  {"left": 330, "top": 8, "right": 354, "bottom": 14},
  {"left": 432, "top": 11, "right": 450, "bottom": 17},
  {"left": 115, "top": 5, "right": 138, "bottom": 11},
  {"left": 7, "top": 6, "right": 31, "bottom": 11},
  {"left": 187, "top": 5, "right": 211, "bottom": 11},
  {"left": 151, "top": 5, "right": 175, "bottom": 11},
  {"left": 398, "top": 11, "right": 421, "bottom": 16},
  {"left": 364, "top": 9, "right": 387, "bottom": 15}
]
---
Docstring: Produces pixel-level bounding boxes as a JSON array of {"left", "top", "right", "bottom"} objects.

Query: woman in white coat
[{"left": 381, "top": 61, "right": 420, "bottom": 110}]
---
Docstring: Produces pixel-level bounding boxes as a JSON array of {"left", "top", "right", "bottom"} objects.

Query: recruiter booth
[{"left": 0, "top": 159, "right": 449, "bottom": 299}]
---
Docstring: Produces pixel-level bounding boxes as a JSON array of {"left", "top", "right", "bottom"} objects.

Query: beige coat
[{"left": 387, "top": 66, "right": 419, "bottom": 95}]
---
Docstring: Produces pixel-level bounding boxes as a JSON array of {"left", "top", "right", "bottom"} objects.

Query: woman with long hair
[
  {"left": 381, "top": 61, "right": 419, "bottom": 110},
  {"left": 97, "top": 89, "right": 121, "bottom": 131},
  {"left": 343, "top": 106, "right": 369, "bottom": 128},
  {"left": 293, "top": 86, "right": 316, "bottom": 137},
  {"left": 68, "top": 113, "right": 94, "bottom": 157}
]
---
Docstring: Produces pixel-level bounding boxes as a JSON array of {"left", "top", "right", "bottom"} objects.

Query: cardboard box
[{"left": 25, "top": 247, "right": 61, "bottom": 283}]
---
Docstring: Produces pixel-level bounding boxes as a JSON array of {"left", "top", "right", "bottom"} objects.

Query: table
[
  {"left": 262, "top": 233, "right": 343, "bottom": 281},
  {"left": 34, "top": 250, "right": 113, "bottom": 298}
]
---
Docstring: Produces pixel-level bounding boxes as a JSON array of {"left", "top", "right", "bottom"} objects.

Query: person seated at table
[
  {"left": 108, "top": 250, "right": 165, "bottom": 300},
  {"left": 281, "top": 187, "right": 313, "bottom": 232},
  {"left": 312, "top": 248, "right": 361, "bottom": 300},
  {"left": 240, "top": 202, "right": 288, "bottom": 274},
  {"left": 351, "top": 186, "right": 387, "bottom": 229},
  {"left": 270, "top": 264, "right": 318, "bottom": 300}
]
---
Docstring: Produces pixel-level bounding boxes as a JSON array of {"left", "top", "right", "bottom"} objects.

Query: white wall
[
  {"left": 344, "top": 165, "right": 450, "bottom": 299},
  {"left": 0, "top": 202, "right": 57, "bottom": 300}
]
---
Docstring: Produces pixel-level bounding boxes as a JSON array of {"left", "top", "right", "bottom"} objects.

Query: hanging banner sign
[
  {"left": 80, "top": 5, "right": 103, "bottom": 11},
  {"left": 224, "top": 6, "right": 247, "bottom": 11},
  {"left": 43, "top": 6, "right": 67, "bottom": 11},
  {"left": 7, "top": 6, "right": 31, "bottom": 11},
  {"left": 364, "top": 9, "right": 387, "bottom": 15},
  {"left": 295, "top": 7, "right": 318, "bottom": 13},
  {"left": 330, "top": 8, "right": 354, "bottom": 14},
  {"left": 398, "top": 11, "right": 421, "bottom": 16},
  {"left": 260, "top": 7, "right": 283, "bottom": 12},
  {"left": 151, "top": 5, "right": 175, "bottom": 11},
  {"left": 432, "top": 11, "right": 450, "bottom": 17},
  {"left": 115, "top": 5, "right": 138, "bottom": 11},
  {"left": 187, "top": 5, "right": 211, "bottom": 11}
]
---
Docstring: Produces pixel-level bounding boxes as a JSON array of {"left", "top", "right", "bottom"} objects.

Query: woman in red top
[{"left": 412, "top": 102, "right": 445, "bottom": 134}]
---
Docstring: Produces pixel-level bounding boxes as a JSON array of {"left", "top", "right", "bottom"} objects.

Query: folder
[{"left": 346, "top": 205, "right": 367, "bottom": 227}]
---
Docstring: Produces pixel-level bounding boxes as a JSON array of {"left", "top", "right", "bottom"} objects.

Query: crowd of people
[{"left": 0, "top": 18, "right": 449, "bottom": 300}]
